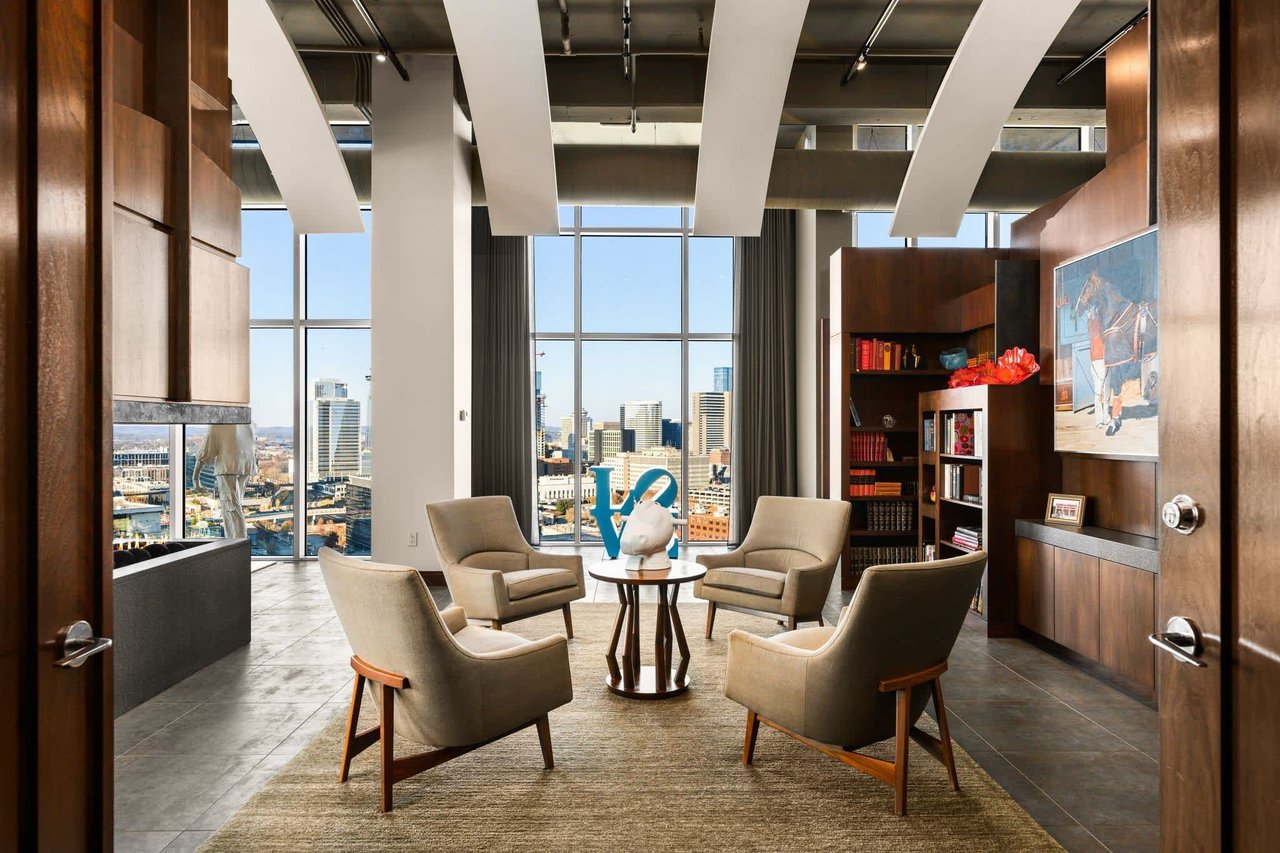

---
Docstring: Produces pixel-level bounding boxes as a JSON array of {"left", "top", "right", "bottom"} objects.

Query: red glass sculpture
[{"left": 947, "top": 347, "right": 1040, "bottom": 388}]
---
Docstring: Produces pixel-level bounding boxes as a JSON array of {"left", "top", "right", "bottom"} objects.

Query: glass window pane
[
  {"left": 558, "top": 205, "right": 575, "bottom": 229},
  {"left": 305, "top": 329, "right": 372, "bottom": 555},
  {"left": 534, "top": 341, "right": 576, "bottom": 541},
  {"left": 998, "top": 213, "right": 1027, "bottom": 248},
  {"left": 856, "top": 126, "right": 908, "bottom": 150},
  {"left": 687, "top": 342, "right": 732, "bottom": 542},
  {"left": 112, "top": 425, "right": 171, "bottom": 546},
  {"left": 998, "top": 127, "right": 1082, "bottom": 152},
  {"left": 580, "top": 206, "right": 682, "bottom": 229},
  {"left": 581, "top": 236, "right": 681, "bottom": 333},
  {"left": 1092, "top": 126, "right": 1107, "bottom": 152},
  {"left": 533, "top": 236, "right": 573, "bottom": 333},
  {"left": 242, "top": 210, "right": 294, "bottom": 319},
  {"left": 856, "top": 212, "right": 904, "bottom": 247},
  {"left": 917, "top": 213, "right": 988, "bottom": 248},
  {"left": 306, "top": 210, "right": 372, "bottom": 319},
  {"left": 183, "top": 426, "right": 220, "bottom": 538},
  {"left": 689, "top": 237, "right": 733, "bottom": 333},
  {"left": 246, "top": 329, "right": 295, "bottom": 556},
  {"left": 580, "top": 341, "right": 682, "bottom": 543}
]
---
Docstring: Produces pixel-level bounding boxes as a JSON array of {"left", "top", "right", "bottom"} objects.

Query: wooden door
[
  {"left": 1157, "top": 1, "right": 1280, "bottom": 849},
  {"left": 1, "top": 1, "right": 114, "bottom": 848}
]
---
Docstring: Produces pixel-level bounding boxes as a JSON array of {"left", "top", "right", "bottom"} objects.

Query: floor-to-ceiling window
[{"left": 533, "top": 206, "right": 734, "bottom": 545}]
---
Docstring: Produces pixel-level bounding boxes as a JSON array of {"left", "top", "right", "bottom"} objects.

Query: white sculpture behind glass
[{"left": 192, "top": 423, "right": 257, "bottom": 539}]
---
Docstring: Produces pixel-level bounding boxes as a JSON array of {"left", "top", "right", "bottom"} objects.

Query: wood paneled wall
[{"left": 1010, "top": 22, "right": 1157, "bottom": 538}]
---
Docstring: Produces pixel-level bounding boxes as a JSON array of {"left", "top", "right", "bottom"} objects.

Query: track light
[
  {"left": 841, "top": 0, "right": 900, "bottom": 86},
  {"left": 1057, "top": 7, "right": 1148, "bottom": 85},
  {"left": 375, "top": 51, "right": 387, "bottom": 63},
  {"left": 855, "top": 54, "right": 868, "bottom": 71}
]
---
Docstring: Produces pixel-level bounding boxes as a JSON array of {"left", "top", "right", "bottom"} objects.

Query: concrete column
[
  {"left": 371, "top": 56, "right": 472, "bottom": 571},
  {"left": 796, "top": 128, "right": 853, "bottom": 498}
]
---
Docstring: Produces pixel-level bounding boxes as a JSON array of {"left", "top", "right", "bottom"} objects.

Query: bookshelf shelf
[
  {"left": 850, "top": 530, "right": 917, "bottom": 538},
  {"left": 852, "top": 369, "right": 952, "bottom": 377},
  {"left": 939, "top": 539, "right": 979, "bottom": 554},
  {"left": 939, "top": 496, "right": 984, "bottom": 510},
  {"left": 940, "top": 454, "right": 983, "bottom": 463},
  {"left": 846, "top": 495, "right": 915, "bottom": 502}
]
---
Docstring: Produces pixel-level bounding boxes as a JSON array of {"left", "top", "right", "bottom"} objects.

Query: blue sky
[{"left": 242, "top": 207, "right": 731, "bottom": 431}]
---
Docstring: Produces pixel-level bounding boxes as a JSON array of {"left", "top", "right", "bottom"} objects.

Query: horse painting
[
  {"left": 1074, "top": 270, "right": 1158, "bottom": 436},
  {"left": 1053, "top": 228, "right": 1158, "bottom": 457}
]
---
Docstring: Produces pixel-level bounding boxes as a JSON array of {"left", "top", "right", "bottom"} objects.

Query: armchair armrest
[
  {"left": 444, "top": 564, "right": 508, "bottom": 621},
  {"left": 438, "top": 605, "right": 468, "bottom": 635},
  {"left": 724, "top": 630, "right": 814, "bottom": 730},
  {"left": 696, "top": 548, "right": 745, "bottom": 570},
  {"left": 781, "top": 560, "right": 839, "bottom": 617},
  {"left": 528, "top": 551, "right": 586, "bottom": 596}
]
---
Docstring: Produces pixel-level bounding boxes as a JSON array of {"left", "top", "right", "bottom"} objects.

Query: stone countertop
[{"left": 1015, "top": 519, "right": 1159, "bottom": 573}]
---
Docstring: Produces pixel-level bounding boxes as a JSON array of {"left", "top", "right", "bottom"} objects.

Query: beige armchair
[
  {"left": 695, "top": 496, "right": 850, "bottom": 637},
  {"left": 724, "top": 550, "right": 987, "bottom": 816},
  {"left": 425, "top": 496, "right": 585, "bottom": 637},
  {"left": 318, "top": 548, "right": 573, "bottom": 813}
]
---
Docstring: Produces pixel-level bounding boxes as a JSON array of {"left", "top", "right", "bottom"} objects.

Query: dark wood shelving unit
[
  {"left": 918, "top": 384, "right": 1052, "bottom": 637},
  {"left": 827, "top": 248, "right": 1038, "bottom": 589}
]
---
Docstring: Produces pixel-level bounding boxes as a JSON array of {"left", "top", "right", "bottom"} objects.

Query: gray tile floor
[{"left": 114, "top": 553, "right": 1158, "bottom": 852}]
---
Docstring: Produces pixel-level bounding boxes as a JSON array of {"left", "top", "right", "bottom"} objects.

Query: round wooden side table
[{"left": 588, "top": 558, "right": 707, "bottom": 699}]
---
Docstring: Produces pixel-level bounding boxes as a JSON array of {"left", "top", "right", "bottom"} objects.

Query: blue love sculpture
[{"left": 588, "top": 465, "right": 680, "bottom": 559}]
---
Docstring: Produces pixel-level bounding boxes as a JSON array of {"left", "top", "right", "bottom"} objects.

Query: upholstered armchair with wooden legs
[
  {"left": 425, "top": 496, "right": 585, "bottom": 637},
  {"left": 318, "top": 548, "right": 573, "bottom": 813},
  {"left": 725, "top": 550, "right": 987, "bottom": 816},
  {"left": 695, "top": 496, "right": 850, "bottom": 638}
]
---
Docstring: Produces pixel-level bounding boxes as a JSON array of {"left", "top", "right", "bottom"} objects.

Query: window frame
[{"left": 532, "top": 206, "right": 736, "bottom": 545}]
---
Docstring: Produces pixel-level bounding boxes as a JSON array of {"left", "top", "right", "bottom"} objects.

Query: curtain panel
[
  {"left": 471, "top": 208, "right": 533, "bottom": 539},
  {"left": 732, "top": 209, "right": 798, "bottom": 538}
]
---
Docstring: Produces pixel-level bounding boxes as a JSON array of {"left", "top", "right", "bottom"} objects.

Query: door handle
[
  {"left": 54, "top": 620, "right": 113, "bottom": 669},
  {"left": 1148, "top": 616, "right": 1207, "bottom": 667}
]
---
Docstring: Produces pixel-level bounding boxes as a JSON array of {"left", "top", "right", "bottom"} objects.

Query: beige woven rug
[{"left": 203, "top": 604, "right": 1060, "bottom": 851}]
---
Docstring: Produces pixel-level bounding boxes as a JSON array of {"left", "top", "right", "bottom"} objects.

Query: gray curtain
[
  {"left": 471, "top": 208, "right": 533, "bottom": 539},
  {"left": 733, "top": 209, "right": 797, "bottom": 539}
]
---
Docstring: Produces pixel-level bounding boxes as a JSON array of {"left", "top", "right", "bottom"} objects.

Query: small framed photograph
[{"left": 1045, "top": 493, "right": 1088, "bottom": 527}]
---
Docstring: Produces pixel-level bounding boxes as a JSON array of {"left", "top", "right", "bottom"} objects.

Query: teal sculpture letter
[{"left": 588, "top": 465, "right": 680, "bottom": 559}]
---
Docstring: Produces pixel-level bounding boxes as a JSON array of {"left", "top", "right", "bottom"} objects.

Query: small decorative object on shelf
[
  {"left": 849, "top": 399, "right": 862, "bottom": 427},
  {"left": 1044, "top": 493, "right": 1088, "bottom": 527},
  {"left": 948, "top": 347, "right": 1040, "bottom": 388},
  {"left": 881, "top": 414, "right": 897, "bottom": 429},
  {"left": 927, "top": 485, "right": 937, "bottom": 504},
  {"left": 906, "top": 344, "right": 923, "bottom": 370},
  {"left": 923, "top": 544, "right": 937, "bottom": 561},
  {"left": 939, "top": 347, "right": 969, "bottom": 370}
]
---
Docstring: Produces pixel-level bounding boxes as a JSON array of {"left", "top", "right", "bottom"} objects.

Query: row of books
[
  {"left": 852, "top": 337, "right": 918, "bottom": 371},
  {"left": 848, "top": 476, "right": 918, "bottom": 497},
  {"left": 967, "top": 351, "right": 996, "bottom": 368},
  {"left": 941, "top": 462, "right": 983, "bottom": 503},
  {"left": 866, "top": 501, "right": 915, "bottom": 532},
  {"left": 940, "top": 411, "right": 985, "bottom": 456},
  {"left": 849, "top": 545, "right": 918, "bottom": 573},
  {"left": 849, "top": 431, "right": 889, "bottom": 462},
  {"left": 922, "top": 416, "right": 937, "bottom": 452},
  {"left": 952, "top": 525, "right": 983, "bottom": 551}
]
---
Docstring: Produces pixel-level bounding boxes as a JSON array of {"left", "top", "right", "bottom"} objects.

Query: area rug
[{"left": 202, "top": 603, "right": 1060, "bottom": 851}]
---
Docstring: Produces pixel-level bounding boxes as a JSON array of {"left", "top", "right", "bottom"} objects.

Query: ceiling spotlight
[
  {"left": 841, "top": 0, "right": 901, "bottom": 86},
  {"left": 855, "top": 54, "right": 868, "bottom": 71},
  {"left": 375, "top": 51, "right": 388, "bottom": 63}
]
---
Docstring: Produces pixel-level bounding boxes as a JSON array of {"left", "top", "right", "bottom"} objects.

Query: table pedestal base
[{"left": 605, "top": 667, "right": 690, "bottom": 699}]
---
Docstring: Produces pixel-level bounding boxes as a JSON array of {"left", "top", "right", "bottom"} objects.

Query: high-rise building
[
  {"left": 714, "top": 366, "right": 733, "bottom": 392},
  {"left": 592, "top": 422, "right": 635, "bottom": 463},
  {"left": 690, "top": 391, "right": 731, "bottom": 455},
  {"left": 309, "top": 380, "right": 362, "bottom": 480},
  {"left": 621, "top": 401, "right": 662, "bottom": 450},
  {"left": 559, "top": 410, "right": 591, "bottom": 460},
  {"left": 661, "top": 418, "right": 683, "bottom": 449},
  {"left": 534, "top": 370, "right": 547, "bottom": 458}
]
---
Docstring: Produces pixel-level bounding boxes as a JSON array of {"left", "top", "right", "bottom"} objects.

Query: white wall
[{"left": 371, "top": 56, "right": 472, "bottom": 571}]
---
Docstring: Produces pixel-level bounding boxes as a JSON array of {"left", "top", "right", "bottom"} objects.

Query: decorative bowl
[{"left": 939, "top": 348, "right": 969, "bottom": 370}]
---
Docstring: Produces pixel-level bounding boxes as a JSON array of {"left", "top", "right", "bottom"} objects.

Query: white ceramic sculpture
[
  {"left": 192, "top": 423, "right": 257, "bottom": 539},
  {"left": 619, "top": 499, "right": 686, "bottom": 570}
]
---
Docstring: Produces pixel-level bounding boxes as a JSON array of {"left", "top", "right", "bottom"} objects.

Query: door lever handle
[
  {"left": 1148, "top": 616, "right": 1207, "bottom": 668},
  {"left": 54, "top": 620, "right": 113, "bottom": 669}
]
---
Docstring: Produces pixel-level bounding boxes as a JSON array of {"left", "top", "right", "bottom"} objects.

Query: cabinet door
[
  {"left": 1016, "top": 537, "right": 1055, "bottom": 639},
  {"left": 1098, "top": 559, "right": 1157, "bottom": 694},
  {"left": 1054, "top": 548, "right": 1099, "bottom": 659}
]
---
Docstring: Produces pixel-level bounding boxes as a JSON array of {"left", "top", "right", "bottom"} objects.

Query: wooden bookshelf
[
  {"left": 827, "top": 248, "right": 1038, "bottom": 589},
  {"left": 918, "top": 384, "right": 1052, "bottom": 637}
]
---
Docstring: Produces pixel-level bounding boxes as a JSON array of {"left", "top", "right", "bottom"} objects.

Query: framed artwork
[
  {"left": 1053, "top": 227, "right": 1158, "bottom": 458},
  {"left": 1045, "top": 493, "right": 1088, "bottom": 527}
]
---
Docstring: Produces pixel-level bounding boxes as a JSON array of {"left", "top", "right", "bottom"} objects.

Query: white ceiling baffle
[
  {"left": 890, "top": 0, "right": 1082, "bottom": 237},
  {"left": 692, "top": 0, "right": 811, "bottom": 237},
  {"left": 442, "top": 0, "right": 560, "bottom": 236},
  {"left": 228, "top": 0, "right": 363, "bottom": 234}
]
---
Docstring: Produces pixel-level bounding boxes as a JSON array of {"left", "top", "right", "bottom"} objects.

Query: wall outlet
[{"left": 407, "top": 532, "right": 419, "bottom": 547}]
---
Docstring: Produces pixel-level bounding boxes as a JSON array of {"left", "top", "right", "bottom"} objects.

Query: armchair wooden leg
[
  {"left": 561, "top": 604, "right": 574, "bottom": 639},
  {"left": 380, "top": 683, "right": 396, "bottom": 813},
  {"left": 490, "top": 620, "right": 502, "bottom": 630},
  {"left": 818, "top": 615, "right": 825, "bottom": 627},
  {"left": 893, "top": 688, "right": 910, "bottom": 816},
  {"left": 339, "top": 674, "right": 372, "bottom": 783},
  {"left": 705, "top": 602, "right": 717, "bottom": 639},
  {"left": 931, "top": 678, "right": 960, "bottom": 791},
  {"left": 742, "top": 709, "right": 761, "bottom": 765},
  {"left": 535, "top": 713, "right": 555, "bottom": 769},
  {"left": 786, "top": 616, "right": 797, "bottom": 631}
]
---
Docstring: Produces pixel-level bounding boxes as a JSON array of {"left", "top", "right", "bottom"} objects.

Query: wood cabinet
[
  {"left": 1015, "top": 532, "right": 1158, "bottom": 697},
  {"left": 1016, "top": 537, "right": 1055, "bottom": 640}
]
